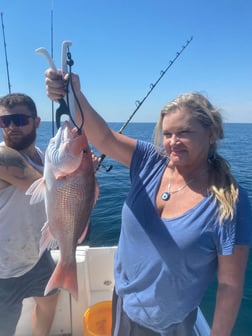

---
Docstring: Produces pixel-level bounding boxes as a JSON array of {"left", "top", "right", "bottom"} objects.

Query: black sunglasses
[{"left": 0, "top": 114, "right": 35, "bottom": 128}]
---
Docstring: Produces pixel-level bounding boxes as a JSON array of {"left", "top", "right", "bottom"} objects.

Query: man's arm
[
  {"left": 210, "top": 245, "right": 249, "bottom": 336},
  {"left": 0, "top": 146, "right": 42, "bottom": 191}
]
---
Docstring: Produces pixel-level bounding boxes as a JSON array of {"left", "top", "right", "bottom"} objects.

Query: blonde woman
[{"left": 46, "top": 70, "right": 252, "bottom": 336}]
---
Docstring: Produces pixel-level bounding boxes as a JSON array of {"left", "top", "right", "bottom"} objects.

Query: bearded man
[{"left": 0, "top": 93, "right": 59, "bottom": 336}]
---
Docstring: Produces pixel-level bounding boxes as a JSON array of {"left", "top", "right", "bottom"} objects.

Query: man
[{"left": 0, "top": 93, "right": 59, "bottom": 336}]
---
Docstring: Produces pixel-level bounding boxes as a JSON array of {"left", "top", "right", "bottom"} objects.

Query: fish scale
[{"left": 26, "top": 121, "right": 99, "bottom": 300}]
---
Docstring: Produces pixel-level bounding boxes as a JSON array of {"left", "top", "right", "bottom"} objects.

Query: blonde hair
[{"left": 154, "top": 92, "right": 238, "bottom": 222}]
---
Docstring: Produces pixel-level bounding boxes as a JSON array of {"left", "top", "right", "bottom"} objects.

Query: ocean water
[{"left": 3, "top": 121, "right": 252, "bottom": 335}]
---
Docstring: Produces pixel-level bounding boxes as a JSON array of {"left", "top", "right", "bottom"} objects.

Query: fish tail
[{"left": 45, "top": 260, "right": 78, "bottom": 300}]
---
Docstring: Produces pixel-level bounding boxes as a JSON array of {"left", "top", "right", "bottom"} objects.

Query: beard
[{"left": 4, "top": 127, "right": 37, "bottom": 150}]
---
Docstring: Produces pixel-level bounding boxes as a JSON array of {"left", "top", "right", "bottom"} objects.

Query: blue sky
[{"left": 0, "top": 0, "right": 251, "bottom": 123}]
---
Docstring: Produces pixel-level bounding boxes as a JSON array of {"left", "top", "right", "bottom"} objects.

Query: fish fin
[
  {"left": 77, "top": 221, "right": 90, "bottom": 244},
  {"left": 25, "top": 178, "right": 46, "bottom": 204},
  {"left": 47, "top": 137, "right": 83, "bottom": 176},
  {"left": 39, "top": 223, "right": 58, "bottom": 256},
  {"left": 45, "top": 259, "right": 78, "bottom": 300}
]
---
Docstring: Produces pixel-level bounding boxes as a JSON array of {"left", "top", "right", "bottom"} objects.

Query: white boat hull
[{"left": 15, "top": 246, "right": 210, "bottom": 336}]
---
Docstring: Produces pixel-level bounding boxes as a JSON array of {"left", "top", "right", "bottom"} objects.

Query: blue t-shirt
[{"left": 114, "top": 140, "right": 252, "bottom": 333}]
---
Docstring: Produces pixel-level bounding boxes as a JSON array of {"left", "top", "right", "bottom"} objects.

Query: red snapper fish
[{"left": 26, "top": 121, "right": 98, "bottom": 300}]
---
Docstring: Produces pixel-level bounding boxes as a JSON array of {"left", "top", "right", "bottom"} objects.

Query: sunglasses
[{"left": 0, "top": 114, "right": 35, "bottom": 128}]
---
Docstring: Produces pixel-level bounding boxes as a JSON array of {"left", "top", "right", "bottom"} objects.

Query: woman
[{"left": 45, "top": 70, "right": 252, "bottom": 336}]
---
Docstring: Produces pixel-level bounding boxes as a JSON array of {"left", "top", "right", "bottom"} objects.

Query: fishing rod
[
  {"left": 118, "top": 36, "right": 193, "bottom": 134},
  {"left": 96, "top": 36, "right": 193, "bottom": 172},
  {"left": 50, "top": 4, "right": 55, "bottom": 136},
  {"left": 1, "top": 12, "right": 11, "bottom": 94},
  {"left": 36, "top": 37, "right": 193, "bottom": 172}
]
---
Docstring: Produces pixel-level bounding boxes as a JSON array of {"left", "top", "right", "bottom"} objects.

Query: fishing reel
[{"left": 95, "top": 154, "right": 113, "bottom": 173}]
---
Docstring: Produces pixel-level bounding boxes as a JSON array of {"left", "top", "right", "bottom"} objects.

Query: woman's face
[{"left": 162, "top": 107, "right": 213, "bottom": 168}]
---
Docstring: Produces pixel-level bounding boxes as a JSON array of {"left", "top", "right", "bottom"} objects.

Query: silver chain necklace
[{"left": 161, "top": 169, "right": 206, "bottom": 201}]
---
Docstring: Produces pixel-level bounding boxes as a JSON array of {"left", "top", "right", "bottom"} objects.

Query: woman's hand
[{"left": 45, "top": 69, "right": 81, "bottom": 101}]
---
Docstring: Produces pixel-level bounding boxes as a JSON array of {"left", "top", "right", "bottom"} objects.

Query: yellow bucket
[{"left": 83, "top": 301, "right": 112, "bottom": 336}]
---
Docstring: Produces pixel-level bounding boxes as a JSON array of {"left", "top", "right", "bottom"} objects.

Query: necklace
[{"left": 161, "top": 170, "right": 201, "bottom": 201}]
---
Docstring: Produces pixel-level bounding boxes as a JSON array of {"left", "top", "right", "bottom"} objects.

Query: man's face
[{"left": 0, "top": 105, "right": 40, "bottom": 150}]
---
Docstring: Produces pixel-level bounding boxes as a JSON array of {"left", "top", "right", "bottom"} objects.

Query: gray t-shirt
[{"left": 0, "top": 145, "right": 46, "bottom": 278}]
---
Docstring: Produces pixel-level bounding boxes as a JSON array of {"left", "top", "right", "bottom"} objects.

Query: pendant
[{"left": 161, "top": 192, "right": 170, "bottom": 201}]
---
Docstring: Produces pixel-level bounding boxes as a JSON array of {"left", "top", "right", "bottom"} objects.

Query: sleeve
[
  {"left": 216, "top": 219, "right": 235, "bottom": 255},
  {"left": 235, "top": 186, "right": 252, "bottom": 245},
  {"left": 130, "top": 140, "right": 160, "bottom": 181}
]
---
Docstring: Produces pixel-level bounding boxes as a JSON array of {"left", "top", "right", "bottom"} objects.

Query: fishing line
[
  {"left": 67, "top": 51, "right": 84, "bottom": 132},
  {"left": 61, "top": 60, "right": 112, "bottom": 171},
  {"left": 59, "top": 51, "right": 111, "bottom": 171},
  {"left": 96, "top": 36, "right": 193, "bottom": 172},
  {"left": 56, "top": 49, "right": 84, "bottom": 135}
]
